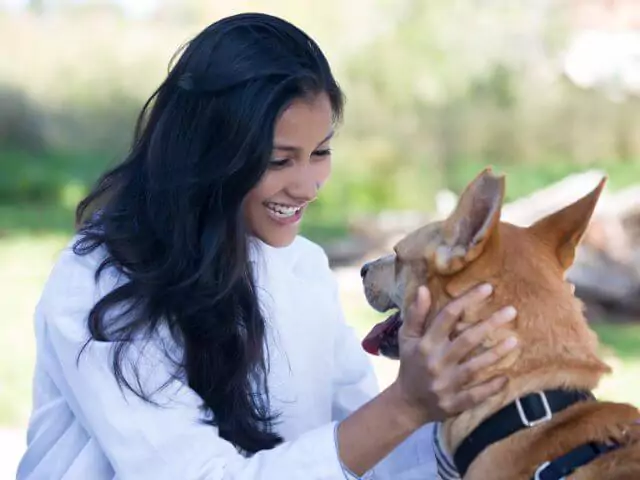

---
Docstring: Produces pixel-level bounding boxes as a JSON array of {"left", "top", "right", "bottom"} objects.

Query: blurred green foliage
[
  {"left": 1, "top": 1, "right": 640, "bottom": 241},
  {"left": 0, "top": 150, "right": 110, "bottom": 204},
  {"left": 2, "top": 0, "right": 640, "bottom": 431}
]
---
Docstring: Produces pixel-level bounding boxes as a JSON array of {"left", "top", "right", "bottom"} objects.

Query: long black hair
[{"left": 73, "top": 13, "right": 344, "bottom": 453}]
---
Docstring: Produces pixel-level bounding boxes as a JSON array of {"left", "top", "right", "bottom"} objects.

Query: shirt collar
[{"left": 248, "top": 236, "right": 300, "bottom": 271}]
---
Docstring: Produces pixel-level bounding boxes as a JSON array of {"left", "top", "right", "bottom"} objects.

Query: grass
[
  {"left": 0, "top": 200, "right": 351, "bottom": 426},
  {"left": 0, "top": 233, "right": 71, "bottom": 426},
  {"left": 0, "top": 150, "right": 113, "bottom": 203},
  {"left": 0, "top": 203, "right": 77, "bottom": 236},
  {"left": 592, "top": 323, "right": 640, "bottom": 361},
  {"left": 1, "top": 200, "right": 639, "bottom": 426}
]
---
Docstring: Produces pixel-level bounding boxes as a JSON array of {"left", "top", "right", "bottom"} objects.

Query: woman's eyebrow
[{"left": 273, "top": 130, "right": 334, "bottom": 152}]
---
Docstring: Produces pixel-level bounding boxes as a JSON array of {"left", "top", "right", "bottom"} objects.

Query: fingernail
[
  {"left": 499, "top": 306, "right": 518, "bottom": 322},
  {"left": 411, "top": 286, "right": 426, "bottom": 305},
  {"left": 479, "top": 283, "right": 493, "bottom": 296},
  {"left": 504, "top": 336, "right": 518, "bottom": 348},
  {"left": 416, "top": 286, "right": 427, "bottom": 300}
]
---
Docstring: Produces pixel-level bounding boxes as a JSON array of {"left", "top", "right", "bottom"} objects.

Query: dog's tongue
[{"left": 361, "top": 312, "right": 401, "bottom": 355}]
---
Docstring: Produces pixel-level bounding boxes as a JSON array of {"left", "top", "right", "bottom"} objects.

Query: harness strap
[
  {"left": 532, "top": 441, "right": 620, "bottom": 480},
  {"left": 453, "top": 389, "right": 595, "bottom": 476}
]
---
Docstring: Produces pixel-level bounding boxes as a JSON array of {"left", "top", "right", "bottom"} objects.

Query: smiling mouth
[
  {"left": 264, "top": 201, "right": 305, "bottom": 218},
  {"left": 361, "top": 308, "right": 402, "bottom": 359}
]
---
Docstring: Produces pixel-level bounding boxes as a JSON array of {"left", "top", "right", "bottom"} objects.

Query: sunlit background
[{"left": 2, "top": 0, "right": 640, "bottom": 477}]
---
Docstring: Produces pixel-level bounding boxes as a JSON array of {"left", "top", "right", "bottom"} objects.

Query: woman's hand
[{"left": 392, "top": 284, "right": 518, "bottom": 424}]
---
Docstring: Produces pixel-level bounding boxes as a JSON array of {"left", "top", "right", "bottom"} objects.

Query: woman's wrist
[
  {"left": 386, "top": 380, "right": 433, "bottom": 429},
  {"left": 336, "top": 381, "right": 430, "bottom": 475}
]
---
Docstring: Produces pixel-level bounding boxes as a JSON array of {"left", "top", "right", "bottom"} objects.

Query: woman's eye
[
  {"left": 270, "top": 149, "right": 331, "bottom": 168},
  {"left": 313, "top": 148, "right": 332, "bottom": 158},
  {"left": 269, "top": 158, "right": 291, "bottom": 169}
]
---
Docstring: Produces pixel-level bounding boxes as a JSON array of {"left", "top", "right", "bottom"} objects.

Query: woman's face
[{"left": 243, "top": 93, "right": 334, "bottom": 247}]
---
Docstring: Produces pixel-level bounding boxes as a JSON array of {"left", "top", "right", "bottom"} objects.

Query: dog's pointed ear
[
  {"left": 431, "top": 168, "right": 505, "bottom": 274},
  {"left": 528, "top": 177, "right": 607, "bottom": 271}
]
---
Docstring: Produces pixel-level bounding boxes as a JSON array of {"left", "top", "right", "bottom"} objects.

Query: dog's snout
[{"left": 360, "top": 262, "right": 371, "bottom": 279}]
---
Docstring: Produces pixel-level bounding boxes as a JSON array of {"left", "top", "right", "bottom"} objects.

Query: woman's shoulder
[
  {"left": 287, "top": 236, "right": 341, "bottom": 294},
  {"left": 251, "top": 235, "right": 335, "bottom": 290},
  {"left": 39, "top": 234, "right": 125, "bottom": 314},
  {"left": 291, "top": 235, "right": 331, "bottom": 267},
  {"left": 251, "top": 234, "right": 330, "bottom": 271}
]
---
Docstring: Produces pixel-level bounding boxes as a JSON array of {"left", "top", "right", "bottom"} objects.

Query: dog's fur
[{"left": 361, "top": 168, "right": 640, "bottom": 479}]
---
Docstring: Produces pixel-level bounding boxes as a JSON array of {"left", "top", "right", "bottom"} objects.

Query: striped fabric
[{"left": 432, "top": 423, "right": 462, "bottom": 480}]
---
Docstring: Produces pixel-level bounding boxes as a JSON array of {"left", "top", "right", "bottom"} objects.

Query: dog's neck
[{"left": 442, "top": 304, "right": 611, "bottom": 456}]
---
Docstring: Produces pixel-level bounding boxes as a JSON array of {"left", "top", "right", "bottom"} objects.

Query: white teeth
[{"left": 265, "top": 202, "right": 302, "bottom": 218}]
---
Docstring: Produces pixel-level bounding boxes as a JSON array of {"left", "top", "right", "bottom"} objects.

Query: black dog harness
[
  {"left": 452, "top": 389, "right": 620, "bottom": 479},
  {"left": 532, "top": 440, "right": 620, "bottom": 480}
]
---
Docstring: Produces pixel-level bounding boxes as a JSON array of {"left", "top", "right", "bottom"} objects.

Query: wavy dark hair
[{"left": 73, "top": 13, "right": 344, "bottom": 453}]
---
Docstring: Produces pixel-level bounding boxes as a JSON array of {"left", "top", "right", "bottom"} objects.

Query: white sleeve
[
  {"left": 328, "top": 277, "right": 439, "bottom": 479},
  {"left": 38, "top": 249, "right": 359, "bottom": 480}
]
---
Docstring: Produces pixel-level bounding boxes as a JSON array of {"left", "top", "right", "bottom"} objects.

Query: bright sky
[{"left": 1, "top": 0, "right": 161, "bottom": 18}]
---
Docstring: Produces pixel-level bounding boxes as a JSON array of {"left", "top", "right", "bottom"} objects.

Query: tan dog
[{"left": 360, "top": 168, "right": 640, "bottom": 479}]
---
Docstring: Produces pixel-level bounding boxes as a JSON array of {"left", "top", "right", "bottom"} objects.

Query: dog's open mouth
[{"left": 361, "top": 310, "right": 402, "bottom": 359}]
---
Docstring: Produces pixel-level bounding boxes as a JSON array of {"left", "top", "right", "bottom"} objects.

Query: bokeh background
[{"left": 2, "top": 0, "right": 640, "bottom": 477}]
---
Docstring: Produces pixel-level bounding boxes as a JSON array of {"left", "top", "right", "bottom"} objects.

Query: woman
[{"left": 17, "top": 13, "right": 518, "bottom": 479}]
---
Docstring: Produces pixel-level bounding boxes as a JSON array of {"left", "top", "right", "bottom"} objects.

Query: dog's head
[{"left": 361, "top": 167, "right": 606, "bottom": 360}]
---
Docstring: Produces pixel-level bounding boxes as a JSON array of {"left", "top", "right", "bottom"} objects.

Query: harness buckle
[
  {"left": 533, "top": 461, "right": 551, "bottom": 480},
  {"left": 516, "top": 391, "right": 552, "bottom": 428},
  {"left": 533, "top": 460, "right": 567, "bottom": 480}
]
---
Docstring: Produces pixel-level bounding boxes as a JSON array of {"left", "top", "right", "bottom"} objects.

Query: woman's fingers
[
  {"left": 401, "top": 286, "right": 432, "bottom": 338},
  {"left": 449, "top": 336, "right": 519, "bottom": 390},
  {"left": 442, "top": 305, "right": 517, "bottom": 367},
  {"left": 444, "top": 376, "right": 509, "bottom": 414},
  {"left": 424, "top": 283, "right": 494, "bottom": 346}
]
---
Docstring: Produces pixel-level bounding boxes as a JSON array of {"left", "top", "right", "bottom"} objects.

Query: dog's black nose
[{"left": 360, "top": 262, "right": 370, "bottom": 279}]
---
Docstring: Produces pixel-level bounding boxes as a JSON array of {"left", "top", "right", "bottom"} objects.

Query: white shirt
[{"left": 17, "top": 234, "right": 442, "bottom": 480}]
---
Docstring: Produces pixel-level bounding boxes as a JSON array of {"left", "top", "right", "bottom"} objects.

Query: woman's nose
[{"left": 288, "top": 177, "right": 319, "bottom": 202}]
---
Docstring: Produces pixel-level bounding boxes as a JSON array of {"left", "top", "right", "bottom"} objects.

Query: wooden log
[{"left": 500, "top": 170, "right": 608, "bottom": 226}]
